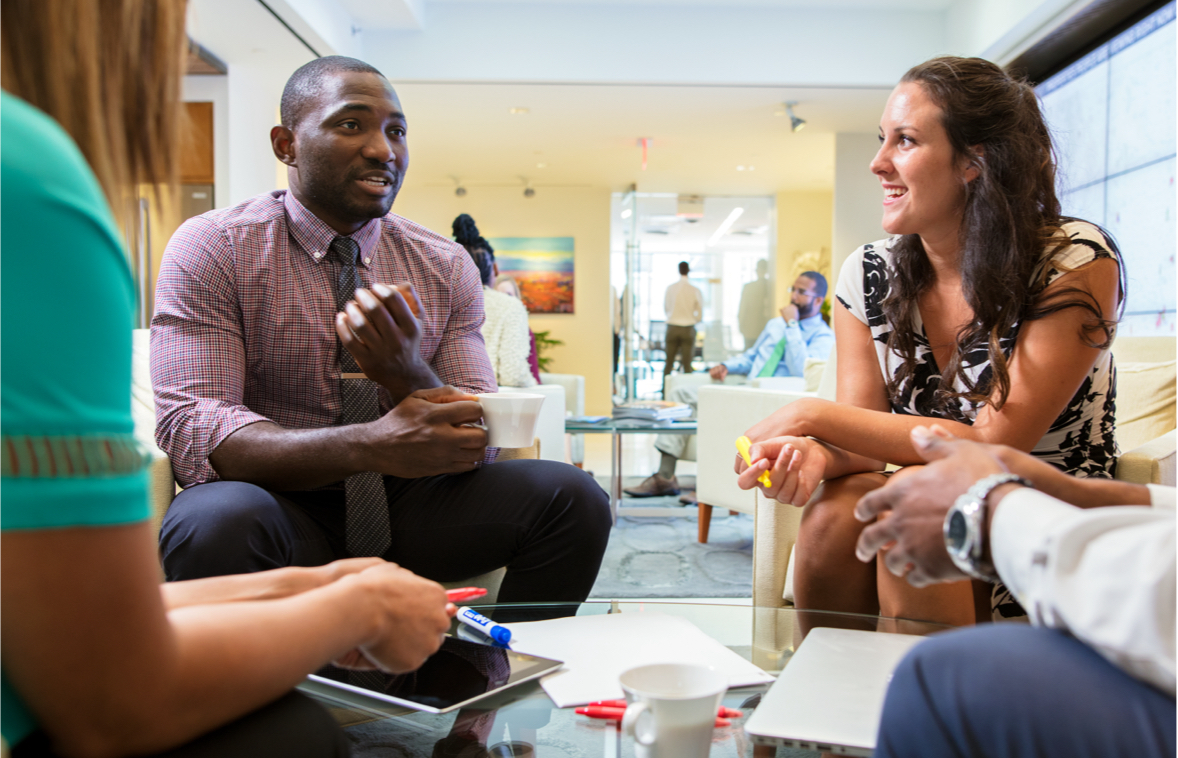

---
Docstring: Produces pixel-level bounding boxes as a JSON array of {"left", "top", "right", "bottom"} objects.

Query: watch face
[{"left": 946, "top": 510, "right": 967, "bottom": 552}]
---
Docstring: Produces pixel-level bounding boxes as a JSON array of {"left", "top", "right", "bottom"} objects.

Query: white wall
[{"left": 832, "top": 133, "right": 886, "bottom": 283}]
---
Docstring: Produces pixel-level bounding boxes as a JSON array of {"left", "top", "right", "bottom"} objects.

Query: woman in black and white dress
[{"left": 736, "top": 56, "right": 1123, "bottom": 625}]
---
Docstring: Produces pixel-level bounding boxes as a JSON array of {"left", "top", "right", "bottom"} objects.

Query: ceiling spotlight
[
  {"left": 455, "top": 185, "right": 467, "bottom": 197},
  {"left": 785, "top": 101, "right": 806, "bottom": 133},
  {"left": 523, "top": 187, "right": 536, "bottom": 198}
]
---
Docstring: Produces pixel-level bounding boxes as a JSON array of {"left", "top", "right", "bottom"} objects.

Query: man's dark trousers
[{"left": 160, "top": 459, "right": 611, "bottom": 605}]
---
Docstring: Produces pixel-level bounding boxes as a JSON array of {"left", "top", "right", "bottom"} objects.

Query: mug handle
[{"left": 622, "top": 702, "right": 657, "bottom": 746}]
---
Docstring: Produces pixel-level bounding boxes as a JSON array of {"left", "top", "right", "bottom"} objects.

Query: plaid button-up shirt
[{"left": 151, "top": 190, "right": 496, "bottom": 488}]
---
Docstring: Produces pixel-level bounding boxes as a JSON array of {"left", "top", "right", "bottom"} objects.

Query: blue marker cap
[{"left": 458, "top": 606, "right": 513, "bottom": 647}]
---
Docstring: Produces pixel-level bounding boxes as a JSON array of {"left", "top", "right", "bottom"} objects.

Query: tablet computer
[{"left": 305, "top": 635, "right": 563, "bottom": 714}]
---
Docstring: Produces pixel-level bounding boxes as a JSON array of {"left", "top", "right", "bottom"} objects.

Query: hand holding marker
[{"left": 736, "top": 436, "right": 772, "bottom": 488}]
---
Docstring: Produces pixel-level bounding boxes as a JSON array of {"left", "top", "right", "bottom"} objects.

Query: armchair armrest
[
  {"left": 1116, "top": 430, "right": 1176, "bottom": 486},
  {"left": 752, "top": 492, "right": 803, "bottom": 609}
]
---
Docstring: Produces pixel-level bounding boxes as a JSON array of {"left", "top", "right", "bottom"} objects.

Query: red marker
[
  {"left": 576, "top": 706, "right": 729, "bottom": 728},
  {"left": 588, "top": 700, "right": 742, "bottom": 718},
  {"left": 445, "top": 587, "right": 488, "bottom": 602}
]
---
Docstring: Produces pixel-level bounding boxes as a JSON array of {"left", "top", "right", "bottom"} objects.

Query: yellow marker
[{"left": 736, "top": 436, "right": 772, "bottom": 488}]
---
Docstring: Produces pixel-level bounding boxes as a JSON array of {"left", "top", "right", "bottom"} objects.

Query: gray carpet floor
[{"left": 587, "top": 475, "right": 754, "bottom": 598}]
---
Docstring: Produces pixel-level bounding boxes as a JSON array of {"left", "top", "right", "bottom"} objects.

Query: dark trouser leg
[
  {"left": 875, "top": 625, "right": 1177, "bottom": 758},
  {"left": 161, "top": 462, "right": 610, "bottom": 603},
  {"left": 677, "top": 326, "right": 696, "bottom": 373},
  {"left": 383, "top": 460, "right": 610, "bottom": 604},
  {"left": 13, "top": 691, "right": 349, "bottom": 758},
  {"left": 160, "top": 482, "right": 340, "bottom": 581}
]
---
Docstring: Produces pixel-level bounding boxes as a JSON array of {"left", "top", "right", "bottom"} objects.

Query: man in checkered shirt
[{"left": 151, "top": 56, "right": 610, "bottom": 606}]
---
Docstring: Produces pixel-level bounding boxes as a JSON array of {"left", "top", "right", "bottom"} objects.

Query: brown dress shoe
[
  {"left": 678, "top": 490, "right": 697, "bottom": 506},
  {"left": 623, "top": 474, "right": 681, "bottom": 497}
]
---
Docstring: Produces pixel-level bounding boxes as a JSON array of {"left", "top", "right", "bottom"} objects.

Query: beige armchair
[{"left": 692, "top": 335, "right": 1177, "bottom": 609}]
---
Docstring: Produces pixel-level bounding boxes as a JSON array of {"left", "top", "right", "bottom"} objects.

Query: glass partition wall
[{"left": 611, "top": 193, "right": 776, "bottom": 401}]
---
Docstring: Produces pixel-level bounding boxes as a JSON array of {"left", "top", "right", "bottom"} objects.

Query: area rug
[{"left": 587, "top": 508, "right": 754, "bottom": 599}]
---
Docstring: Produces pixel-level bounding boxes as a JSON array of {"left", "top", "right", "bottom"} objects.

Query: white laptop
[{"left": 743, "top": 626, "right": 925, "bottom": 756}]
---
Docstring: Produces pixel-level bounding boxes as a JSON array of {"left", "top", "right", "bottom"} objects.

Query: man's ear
[{"left": 271, "top": 125, "right": 296, "bottom": 166}]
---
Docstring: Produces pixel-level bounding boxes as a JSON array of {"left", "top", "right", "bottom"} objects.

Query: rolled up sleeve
[{"left": 150, "top": 219, "right": 269, "bottom": 487}]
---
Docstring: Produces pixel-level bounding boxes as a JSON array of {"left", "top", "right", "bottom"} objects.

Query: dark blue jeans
[
  {"left": 160, "top": 459, "right": 611, "bottom": 605},
  {"left": 876, "top": 624, "right": 1176, "bottom": 758}
]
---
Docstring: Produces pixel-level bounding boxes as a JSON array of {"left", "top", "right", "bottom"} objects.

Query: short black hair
[
  {"left": 799, "top": 271, "right": 828, "bottom": 298},
  {"left": 280, "top": 56, "right": 385, "bottom": 130},
  {"left": 678, "top": 261, "right": 690, "bottom": 276}
]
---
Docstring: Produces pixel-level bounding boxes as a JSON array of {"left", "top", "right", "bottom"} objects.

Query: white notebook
[
  {"left": 507, "top": 612, "right": 774, "bottom": 708},
  {"left": 743, "top": 627, "right": 924, "bottom": 757}
]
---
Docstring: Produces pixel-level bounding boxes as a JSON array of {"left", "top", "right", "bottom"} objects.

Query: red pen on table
[
  {"left": 576, "top": 706, "right": 731, "bottom": 728},
  {"left": 445, "top": 587, "right": 488, "bottom": 603},
  {"left": 588, "top": 700, "right": 742, "bottom": 718}
]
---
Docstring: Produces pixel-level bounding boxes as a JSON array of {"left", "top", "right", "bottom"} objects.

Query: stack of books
[{"left": 611, "top": 400, "right": 693, "bottom": 423}]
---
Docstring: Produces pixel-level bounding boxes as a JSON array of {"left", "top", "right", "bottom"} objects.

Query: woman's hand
[
  {"left": 334, "top": 564, "right": 456, "bottom": 674},
  {"left": 735, "top": 436, "right": 829, "bottom": 506}
]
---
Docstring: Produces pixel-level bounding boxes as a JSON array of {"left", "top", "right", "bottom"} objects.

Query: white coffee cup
[
  {"left": 619, "top": 663, "right": 727, "bottom": 758},
  {"left": 477, "top": 392, "right": 545, "bottom": 448}
]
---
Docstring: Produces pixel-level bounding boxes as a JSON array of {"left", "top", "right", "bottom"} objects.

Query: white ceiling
[
  {"left": 397, "top": 81, "right": 890, "bottom": 194},
  {"left": 428, "top": 0, "right": 953, "bottom": 9}
]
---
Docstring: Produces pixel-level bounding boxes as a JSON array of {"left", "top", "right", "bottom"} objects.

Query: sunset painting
[{"left": 488, "top": 237, "right": 575, "bottom": 314}]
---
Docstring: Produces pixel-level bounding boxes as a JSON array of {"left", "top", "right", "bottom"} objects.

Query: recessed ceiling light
[
  {"left": 537, "top": 162, "right": 547, "bottom": 169},
  {"left": 736, "top": 165, "right": 745, "bottom": 171},
  {"left": 509, "top": 107, "right": 530, "bottom": 115}
]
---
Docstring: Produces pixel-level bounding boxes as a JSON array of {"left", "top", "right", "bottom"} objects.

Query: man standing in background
[
  {"left": 663, "top": 261, "right": 703, "bottom": 390},
  {"left": 738, "top": 259, "right": 773, "bottom": 350}
]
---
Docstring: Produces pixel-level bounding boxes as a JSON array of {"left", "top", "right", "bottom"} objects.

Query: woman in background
[
  {"left": 1, "top": 3, "right": 454, "bottom": 756},
  {"left": 737, "top": 57, "right": 1123, "bottom": 626},
  {"left": 453, "top": 214, "right": 539, "bottom": 387}
]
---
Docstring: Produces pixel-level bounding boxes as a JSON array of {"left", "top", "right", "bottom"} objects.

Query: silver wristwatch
[{"left": 943, "top": 473, "right": 1031, "bottom": 582}]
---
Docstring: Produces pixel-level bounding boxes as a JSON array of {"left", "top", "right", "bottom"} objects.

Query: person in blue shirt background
[{"left": 625, "top": 272, "right": 834, "bottom": 499}]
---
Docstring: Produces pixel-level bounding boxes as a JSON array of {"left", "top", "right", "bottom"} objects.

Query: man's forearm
[
  {"left": 382, "top": 364, "right": 443, "bottom": 406},
  {"left": 209, "top": 421, "right": 373, "bottom": 490}
]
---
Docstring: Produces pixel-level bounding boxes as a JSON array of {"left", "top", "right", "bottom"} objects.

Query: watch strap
[{"left": 946, "top": 473, "right": 1032, "bottom": 582}]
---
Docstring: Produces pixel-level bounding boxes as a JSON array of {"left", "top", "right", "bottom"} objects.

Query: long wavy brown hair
[
  {"left": 1, "top": 0, "right": 188, "bottom": 226},
  {"left": 880, "top": 56, "right": 1123, "bottom": 413}
]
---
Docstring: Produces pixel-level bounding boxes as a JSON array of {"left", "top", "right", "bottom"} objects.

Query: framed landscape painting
[{"left": 488, "top": 236, "right": 575, "bottom": 314}]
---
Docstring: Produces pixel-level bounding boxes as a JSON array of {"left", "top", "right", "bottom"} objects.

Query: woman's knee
[{"left": 798, "top": 472, "right": 887, "bottom": 549}]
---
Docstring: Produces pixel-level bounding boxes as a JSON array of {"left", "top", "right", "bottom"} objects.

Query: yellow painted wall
[
  {"left": 774, "top": 190, "right": 833, "bottom": 308},
  {"left": 391, "top": 184, "right": 615, "bottom": 415}
]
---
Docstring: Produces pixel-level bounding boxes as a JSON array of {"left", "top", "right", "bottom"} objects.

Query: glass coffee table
[
  {"left": 565, "top": 419, "right": 698, "bottom": 523},
  {"left": 300, "top": 600, "right": 950, "bottom": 757}
]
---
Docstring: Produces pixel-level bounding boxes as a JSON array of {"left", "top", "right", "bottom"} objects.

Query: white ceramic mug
[
  {"left": 619, "top": 663, "right": 727, "bottom": 758},
  {"left": 477, "top": 392, "right": 545, "bottom": 448}
]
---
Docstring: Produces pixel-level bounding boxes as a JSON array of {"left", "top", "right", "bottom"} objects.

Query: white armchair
[{"left": 539, "top": 372, "right": 585, "bottom": 465}]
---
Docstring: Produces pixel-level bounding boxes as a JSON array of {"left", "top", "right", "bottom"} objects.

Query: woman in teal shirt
[{"left": 1, "top": 3, "right": 455, "bottom": 756}]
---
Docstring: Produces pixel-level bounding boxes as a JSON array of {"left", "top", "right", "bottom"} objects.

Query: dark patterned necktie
[{"left": 329, "top": 236, "right": 392, "bottom": 558}]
